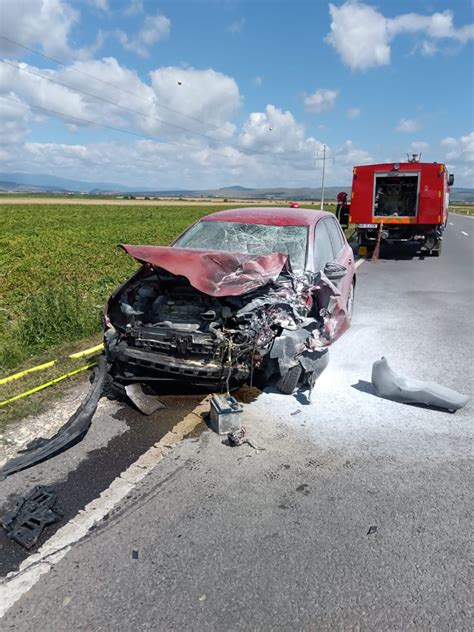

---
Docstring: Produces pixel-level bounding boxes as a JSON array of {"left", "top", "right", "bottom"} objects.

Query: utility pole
[{"left": 315, "top": 144, "right": 334, "bottom": 210}]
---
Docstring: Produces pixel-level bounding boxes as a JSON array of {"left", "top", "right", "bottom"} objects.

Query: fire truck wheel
[{"left": 431, "top": 240, "right": 442, "bottom": 257}]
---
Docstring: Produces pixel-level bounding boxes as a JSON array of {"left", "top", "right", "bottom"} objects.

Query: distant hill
[
  {"left": 449, "top": 188, "right": 474, "bottom": 203},
  {"left": 0, "top": 172, "right": 472, "bottom": 202},
  {"left": 127, "top": 185, "right": 352, "bottom": 201},
  {"left": 0, "top": 172, "right": 140, "bottom": 193}
]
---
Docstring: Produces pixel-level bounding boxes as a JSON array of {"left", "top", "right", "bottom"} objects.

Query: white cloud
[
  {"left": 417, "top": 40, "right": 439, "bottom": 56},
  {"left": 227, "top": 18, "right": 245, "bottom": 34},
  {"left": 410, "top": 141, "right": 429, "bottom": 154},
  {"left": 239, "top": 105, "right": 314, "bottom": 155},
  {"left": 440, "top": 132, "right": 474, "bottom": 186},
  {"left": 148, "top": 66, "right": 241, "bottom": 139},
  {"left": 347, "top": 107, "right": 360, "bottom": 119},
  {"left": 123, "top": 0, "right": 143, "bottom": 15},
  {"left": 326, "top": 1, "right": 474, "bottom": 71},
  {"left": 0, "top": 0, "right": 79, "bottom": 58},
  {"left": 441, "top": 132, "right": 474, "bottom": 162},
  {"left": 1, "top": 133, "right": 374, "bottom": 189},
  {"left": 0, "top": 57, "right": 246, "bottom": 146},
  {"left": 117, "top": 13, "right": 170, "bottom": 57},
  {"left": 88, "top": 0, "right": 108, "bottom": 10},
  {"left": 325, "top": 2, "right": 390, "bottom": 70},
  {"left": 0, "top": 93, "right": 32, "bottom": 144},
  {"left": 253, "top": 76, "right": 263, "bottom": 87},
  {"left": 304, "top": 89, "right": 338, "bottom": 114},
  {"left": 0, "top": 57, "right": 153, "bottom": 131},
  {"left": 396, "top": 118, "right": 421, "bottom": 133}
]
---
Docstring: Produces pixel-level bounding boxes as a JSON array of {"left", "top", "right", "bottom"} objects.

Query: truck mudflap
[{"left": 372, "top": 357, "right": 469, "bottom": 412}]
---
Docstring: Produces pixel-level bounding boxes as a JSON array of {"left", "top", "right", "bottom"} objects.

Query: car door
[
  {"left": 314, "top": 217, "right": 353, "bottom": 308},
  {"left": 325, "top": 217, "right": 353, "bottom": 296},
  {"left": 313, "top": 219, "right": 335, "bottom": 273}
]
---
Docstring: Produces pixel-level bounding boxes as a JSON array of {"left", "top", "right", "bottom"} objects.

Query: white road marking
[
  {"left": 355, "top": 259, "right": 365, "bottom": 269},
  {"left": 461, "top": 231, "right": 469, "bottom": 236},
  {"left": 0, "top": 398, "right": 210, "bottom": 618}
]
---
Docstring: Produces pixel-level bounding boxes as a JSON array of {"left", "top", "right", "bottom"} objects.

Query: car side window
[
  {"left": 314, "top": 220, "right": 335, "bottom": 271},
  {"left": 326, "top": 218, "right": 345, "bottom": 256}
]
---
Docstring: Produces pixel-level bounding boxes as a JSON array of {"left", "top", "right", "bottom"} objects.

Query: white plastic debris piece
[{"left": 371, "top": 357, "right": 469, "bottom": 412}]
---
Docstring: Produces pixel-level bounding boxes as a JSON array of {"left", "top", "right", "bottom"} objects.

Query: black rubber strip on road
[{"left": 0, "top": 357, "right": 107, "bottom": 480}]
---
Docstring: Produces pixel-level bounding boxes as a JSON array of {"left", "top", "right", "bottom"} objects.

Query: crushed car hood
[{"left": 120, "top": 244, "right": 289, "bottom": 297}]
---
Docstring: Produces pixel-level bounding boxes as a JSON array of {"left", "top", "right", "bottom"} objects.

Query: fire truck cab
[{"left": 345, "top": 155, "right": 453, "bottom": 256}]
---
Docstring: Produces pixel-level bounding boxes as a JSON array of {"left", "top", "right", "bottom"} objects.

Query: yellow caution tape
[
  {"left": 69, "top": 343, "right": 104, "bottom": 359},
  {"left": 0, "top": 360, "right": 56, "bottom": 386},
  {"left": 0, "top": 363, "right": 97, "bottom": 408}
]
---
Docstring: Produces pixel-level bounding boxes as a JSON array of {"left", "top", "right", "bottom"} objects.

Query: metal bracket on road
[{"left": 1, "top": 485, "right": 64, "bottom": 549}]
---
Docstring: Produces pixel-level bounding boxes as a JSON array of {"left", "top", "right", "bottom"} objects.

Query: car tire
[{"left": 276, "top": 364, "right": 302, "bottom": 394}]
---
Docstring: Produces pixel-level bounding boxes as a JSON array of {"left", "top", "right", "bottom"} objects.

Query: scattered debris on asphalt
[
  {"left": 367, "top": 525, "right": 378, "bottom": 535},
  {"left": 372, "top": 357, "right": 469, "bottom": 412},
  {"left": 1, "top": 485, "right": 64, "bottom": 549},
  {"left": 0, "top": 358, "right": 106, "bottom": 479},
  {"left": 227, "top": 427, "right": 247, "bottom": 446},
  {"left": 125, "top": 383, "right": 166, "bottom": 415},
  {"left": 226, "top": 427, "right": 262, "bottom": 451},
  {"left": 209, "top": 394, "right": 243, "bottom": 435},
  {"left": 296, "top": 483, "right": 310, "bottom": 495}
]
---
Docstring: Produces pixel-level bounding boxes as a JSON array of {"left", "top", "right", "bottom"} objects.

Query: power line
[
  {"left": 0, "top": 94, "right": 245, "bottom": 162},
  {"left": 1, "top": 59, "right": 261, "bottom": 156},
  {"left": 0, "top": 34, "right": 223, "bottom": 132}
]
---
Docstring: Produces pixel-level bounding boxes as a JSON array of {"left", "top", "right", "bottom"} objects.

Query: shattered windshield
[{"left": 174, "top": 221, "right": 308, "bottom": 272}]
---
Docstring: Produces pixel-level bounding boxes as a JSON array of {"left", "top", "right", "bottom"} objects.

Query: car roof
[{"left": 201, "top": 207, "right": 333, "bottom": 227}]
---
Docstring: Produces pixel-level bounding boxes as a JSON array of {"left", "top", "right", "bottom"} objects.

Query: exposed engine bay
[{"left": 104, "top": 247, "right": 349, "bottom": 393}]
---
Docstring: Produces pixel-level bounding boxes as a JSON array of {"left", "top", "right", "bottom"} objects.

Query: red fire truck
[{"left": 338, "top": 155, "right": 454, "bottom": 256}]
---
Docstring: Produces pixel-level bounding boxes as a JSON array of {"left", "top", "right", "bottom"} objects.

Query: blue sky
[{"left": 0, "top": 0, "right": 472, "bottom": 188}]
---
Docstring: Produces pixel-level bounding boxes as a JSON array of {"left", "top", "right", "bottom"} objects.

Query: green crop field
[
  {"left": 0, "top": 204, "right": 229, "bottom": 373},
  {"left": 1, "top": 202, "right": 335, "bottom": 375}
]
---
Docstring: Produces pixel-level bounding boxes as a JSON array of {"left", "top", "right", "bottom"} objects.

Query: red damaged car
[{"left": 103, "top": 207, "right": 355, "bottom": 394}]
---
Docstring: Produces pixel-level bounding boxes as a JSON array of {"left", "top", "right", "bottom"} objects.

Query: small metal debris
[
  {"left": 367, "top": 525, "right": 378, "bottom": 535},
  {"left": 131, "top": 549, "right": 139, "bottom": 560},
  {"left": 226, "top": 427, "right": 263, "bottom": 451},
  {"left": 290, "top": 410, "right": 302, "bottom": 416},
  {"left": 227, "top": 427, "right": 247, "bottom": 446},
  {"left": 125, "top": 383, "right": 167, "bottom": 415},
  {"left": 1, "top": 485, "right": 64, "bottom": 549}
]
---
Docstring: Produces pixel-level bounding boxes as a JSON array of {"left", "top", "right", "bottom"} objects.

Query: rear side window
[
  {"left": 326, "top": 218, "right": 345, "bottom": 256},
  {"left": 314, "top": 220, "right": 334, "bottom": 271}
]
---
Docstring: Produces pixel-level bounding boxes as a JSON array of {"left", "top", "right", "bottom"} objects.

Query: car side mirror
[
  {"left": 448, "top": 174, "right": 454, "bottom": 186},
  {"left": 323, "top": 262, "right": 347, "bottom": 280}
]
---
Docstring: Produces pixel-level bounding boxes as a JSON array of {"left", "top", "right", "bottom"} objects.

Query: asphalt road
[{"left": 1, "top": 214, "right": 472, "bottom": 630}]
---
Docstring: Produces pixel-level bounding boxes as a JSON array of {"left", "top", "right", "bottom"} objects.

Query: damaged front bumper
[{"left": 107, "top": 336, "right": 249, "bottom": 388}]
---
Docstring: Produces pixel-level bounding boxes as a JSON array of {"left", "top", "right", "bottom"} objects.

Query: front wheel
[{"left": 276, "top": 365, "right": 302, "bottom": 394}]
